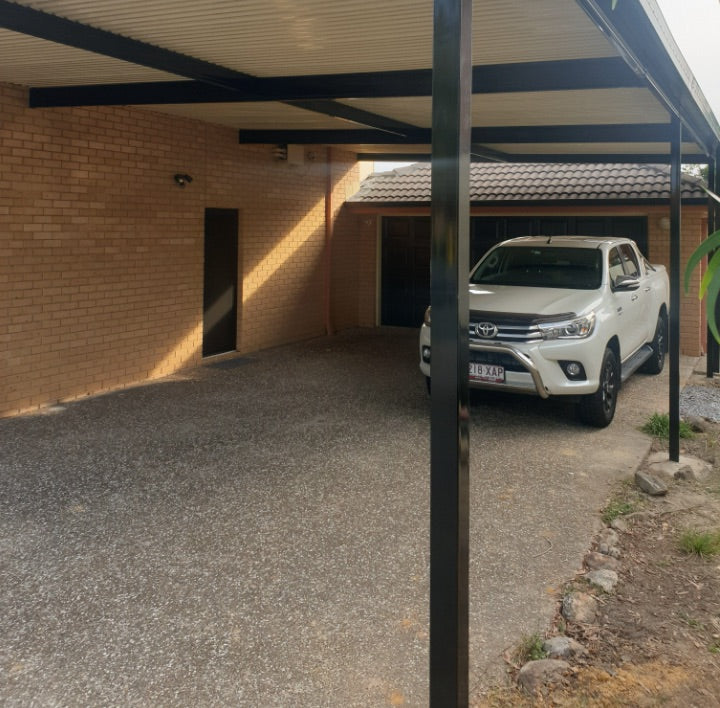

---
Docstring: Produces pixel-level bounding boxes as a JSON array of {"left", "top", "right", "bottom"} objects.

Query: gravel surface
[
  {"left": 0, "top": 329, "right": 699, "bottom": 706},
  {"left": 680, "top": 384, "right": 720, "bottom": 422}
]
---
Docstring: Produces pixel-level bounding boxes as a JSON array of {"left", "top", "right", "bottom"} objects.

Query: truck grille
[{"left": 468, "top": 310, "right": 575, "bottom": 344}]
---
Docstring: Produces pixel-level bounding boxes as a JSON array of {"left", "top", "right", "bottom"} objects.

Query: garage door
[{"left": 381, "top": 215, "right": 647, "bottom": 327}]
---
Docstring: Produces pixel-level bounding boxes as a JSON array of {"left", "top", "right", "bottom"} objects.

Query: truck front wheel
[{"left": 578, "top": 348, "right": 619, "bottom": 427}]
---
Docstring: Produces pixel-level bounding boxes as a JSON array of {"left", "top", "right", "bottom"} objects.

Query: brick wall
[
  {"left": 1, "top": 83, "right": 365, "bottom": 417},
  {"left": 331, "top": 156, "right": 378, "bottom": 331},
  {"left": 646, "top": 205, "right": 706, "bottom": 358}
]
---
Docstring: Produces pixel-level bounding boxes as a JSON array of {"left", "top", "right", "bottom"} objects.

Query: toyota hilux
[{"left": 419, "top": 236, "right": 669, "bottom": 427}]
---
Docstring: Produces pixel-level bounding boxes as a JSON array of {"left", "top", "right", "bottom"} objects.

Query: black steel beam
[
  {"left": 470, "top": 144, "right": 510, "bottom": 162},
  {"left": 708, "top": 151, "right": 720, "bottom": 376},
  {"left": 238, "top": 124, "right": 672, "bottom": 145},
  {"left": 576, "top": 0, "right": 720, "bottom": 157},
  {"left": 713, "top": 147, "right": 720, "bottom": 374},
  {"left": 2, "top": 0, "right": 410, "bottom": 134},
  {"left": 29, "top": 81, "right": 244, "bottom": 107},
  {"left": 359, "top": 152, "right": 710, "bottom": 165},
  {"left": 476, "top": 124, "right": 672, "bottom": 143},
  {"left": 705, "top": 156, "right": 718, "bottom": 379},
  {"left": 29, "top": 56, "right": 643, "bottom": 107},
  {"left": 669, "top": 116, "right": 682, "bottom": 462},
  {"left": 286, "top": 100, "right": 414, "bottom": 136},
  {"left": 429, "top": 0, "right": 471, "bottom": 703}
]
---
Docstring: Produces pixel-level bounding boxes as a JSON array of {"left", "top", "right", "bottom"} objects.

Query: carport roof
[
  {"left": 349, "top": 162, "right": 708, "bottom": 205},
  {"left": 1, "top": 0, "right": 718, "bottom": 163}
]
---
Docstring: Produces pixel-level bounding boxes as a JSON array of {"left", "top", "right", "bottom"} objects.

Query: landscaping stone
[
  {"left": 610, "top": 517, "right": 628, "bottom": 532},
  {"left": 586, "top": 569, "right": 619, "bottom": 593},
  {"left": 597, "top": 527, "right": 622, "bottom": 558},
  {"left": 635, "top": 470, "right": 668, "bottom": 496},
  {"left": 542, "top": 635, "right": 587, "bottom": 660},
  {"left": 561, "top": 591, "right": 598, "bottom": 624},
  {"left": 598, "top": 528, "right": 619, "bottom": 547},
  {"left": 584, "top": 551, "right": 620, "bottom": 572},
  {"left": 517, "top": 659, "right": 570, "bottom": 694},
  {"left": 684, "top": 414, "right": 712, "bottom": 433},
  {"left": 645, "top": 451, "right": 711, "bottom": 482}
]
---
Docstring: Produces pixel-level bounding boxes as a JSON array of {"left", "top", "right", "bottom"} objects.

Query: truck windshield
[{"left": 470, "top": 246, "right": 602, "bottom": 290}]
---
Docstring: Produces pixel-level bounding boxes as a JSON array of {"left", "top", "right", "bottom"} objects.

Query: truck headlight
[
  {"left": 539, "top": 312, "right": 595, "bottom": 340},
  {"left": 423, "top": 306, "right": 431, "bottom": 326}
]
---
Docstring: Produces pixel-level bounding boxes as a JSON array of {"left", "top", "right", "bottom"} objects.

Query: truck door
[
  {"left": 608, "top": 246, "right": 645, "bottom": 358},
  {"left": 619, "top": 243, "right": 652, "bottom": 344}
]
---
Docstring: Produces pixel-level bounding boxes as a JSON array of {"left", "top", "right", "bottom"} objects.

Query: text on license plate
[{"left": 469, "top": 363, "right": 505, "bottom": 383}]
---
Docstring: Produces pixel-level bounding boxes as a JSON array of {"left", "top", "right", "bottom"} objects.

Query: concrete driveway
[{"left": 0, "top": 328, "right": 685, "bottom": 706}]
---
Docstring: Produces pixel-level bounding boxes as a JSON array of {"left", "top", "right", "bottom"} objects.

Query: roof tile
[{"left": 350, "top": 163, "right": 706, "bottom": 203}]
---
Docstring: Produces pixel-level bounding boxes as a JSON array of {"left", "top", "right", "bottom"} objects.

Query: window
[
  {"left": 471, "top": 246, "right": 602, "bottom": 290},
  {"left": 608, "top": 248, "right": 625, "bottom": 285},
  {"left": 618, "top": 243, "right": 641, "bottom": 277}
]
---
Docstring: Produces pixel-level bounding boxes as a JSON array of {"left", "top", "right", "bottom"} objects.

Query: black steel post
[
  {"left": 714, "top": 146, "right": 720, "bottom": 374},
  {"left": 669, "top": 116, "right": 682, "bottom": 462},
  {"left": 707, "top": 158, "right": 718, "bottom": 378},
  {"left": 429, "top": 0, "right": 471, "bottom": 704}
]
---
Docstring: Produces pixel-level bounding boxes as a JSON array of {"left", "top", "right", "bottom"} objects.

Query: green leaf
[
  {"left": 699, "top": 249, "right": 720, "bottom": 299},
  {"left": 683, "top": 228, "right": 720, "bottom": 293},
  {"left": 706, "top": 267, "right": 720, "bottom": 344}
]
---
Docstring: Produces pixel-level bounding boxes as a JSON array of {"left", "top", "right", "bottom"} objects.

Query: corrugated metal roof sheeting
[
  {"left": 342, "top": 89, "right": 669, "bottom": 130},
  {"left": 9, "top": 0, "right": 615, "bottom": 80},
  {"left": 145, "top": 101, "right": 355, "bottom": 130},
  {"left": 0, "top": 29, "right": 176, "bottom": 86}
]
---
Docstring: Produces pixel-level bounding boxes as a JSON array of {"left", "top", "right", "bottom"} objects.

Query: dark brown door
[
  {"left": 381, "top": 217, "right": 431, "bottom": 327},
  {"left": 203, "top": 208, "right": 239, "bottom": 356}
]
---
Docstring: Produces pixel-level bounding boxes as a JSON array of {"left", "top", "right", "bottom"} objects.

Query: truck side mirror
[{"left": 613, "top": 274, "right": 640, "bottom": 291}]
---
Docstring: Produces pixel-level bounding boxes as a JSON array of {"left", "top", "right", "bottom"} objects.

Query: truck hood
[{"left": 467, "top": 284, "right": 602, "bottom": 317}]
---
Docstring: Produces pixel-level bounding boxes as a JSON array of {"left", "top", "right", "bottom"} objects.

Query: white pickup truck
[{"left": 419, "top": 236, "right": 669, "bottom": 427}]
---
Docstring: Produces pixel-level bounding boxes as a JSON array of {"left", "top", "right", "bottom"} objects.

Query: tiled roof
[{"left": 349, "top": 163, "right": 707, "bottom": 203}]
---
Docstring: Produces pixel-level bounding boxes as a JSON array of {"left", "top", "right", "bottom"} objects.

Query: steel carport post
[
  {"left": 708, "top": 149, "right": 720, "bottom": 377},
  {"left": 429, "top": 0, "right": 472, "bottom": 704},
  {"left": 669, "top": 116, "right": 682, "bottom": 462}
]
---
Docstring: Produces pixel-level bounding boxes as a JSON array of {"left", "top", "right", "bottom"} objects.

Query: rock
[
  {"left": 684, "top": 414, "right": 712, "bottom": 432},
  {"left": 598, "top": 543, "right": 622, "bottom": 558},
  {"left": 517, "top": 659, "right": 570, "bottom": 694},
  {"left": 674, "top": 464, "right": 694, "bottom": 480},
  {"left": 645, "top": 452, "right": 711, "bottom": 482},
  {"left": 635, "top": 470, "right": 668, "bottom": 496},
  {"left": 586, "top": 569, "right": 619, "bottom": 593},
  {"left": 542, "top": 635, "right": 587, "bottom": 660},
  {"left": 597, "top": 528, "right": 621, "bottom": 557},
  {"left": 598, "top": 528, "right": 619, "bottom": 547},
  {"left": 584, "top": 551, "right": 620, "bottom": 572},
  {"left": 562, "top": 591, "right": 598, "bottom": 623},
  {"left": 610, "top": 517, "right": 628, "bottom": 532}
]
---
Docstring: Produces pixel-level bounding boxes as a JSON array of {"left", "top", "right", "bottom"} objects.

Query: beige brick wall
[
  {"left": 1, "top": 83, "right": 364, "bottom": 417},
  {"left": 646, "top": 205, "right": 706, "bottom": 358}
]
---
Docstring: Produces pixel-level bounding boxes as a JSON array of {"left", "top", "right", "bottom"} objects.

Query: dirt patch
[{"left": 473, "top": 372, "right": 720, "bottom": 707}]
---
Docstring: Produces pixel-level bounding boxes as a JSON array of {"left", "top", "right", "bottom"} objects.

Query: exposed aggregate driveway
[{"left": 0, "top": 328, "right": 679, "bottom": 706}]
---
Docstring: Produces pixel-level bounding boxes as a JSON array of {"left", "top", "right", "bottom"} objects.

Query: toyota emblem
[{"left": 475, "top": 322, "right": 498, "bottom": 338}]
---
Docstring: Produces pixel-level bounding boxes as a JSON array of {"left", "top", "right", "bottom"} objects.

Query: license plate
[{"left": 469, "top": 362, "right": 505, "bottom": 383}]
